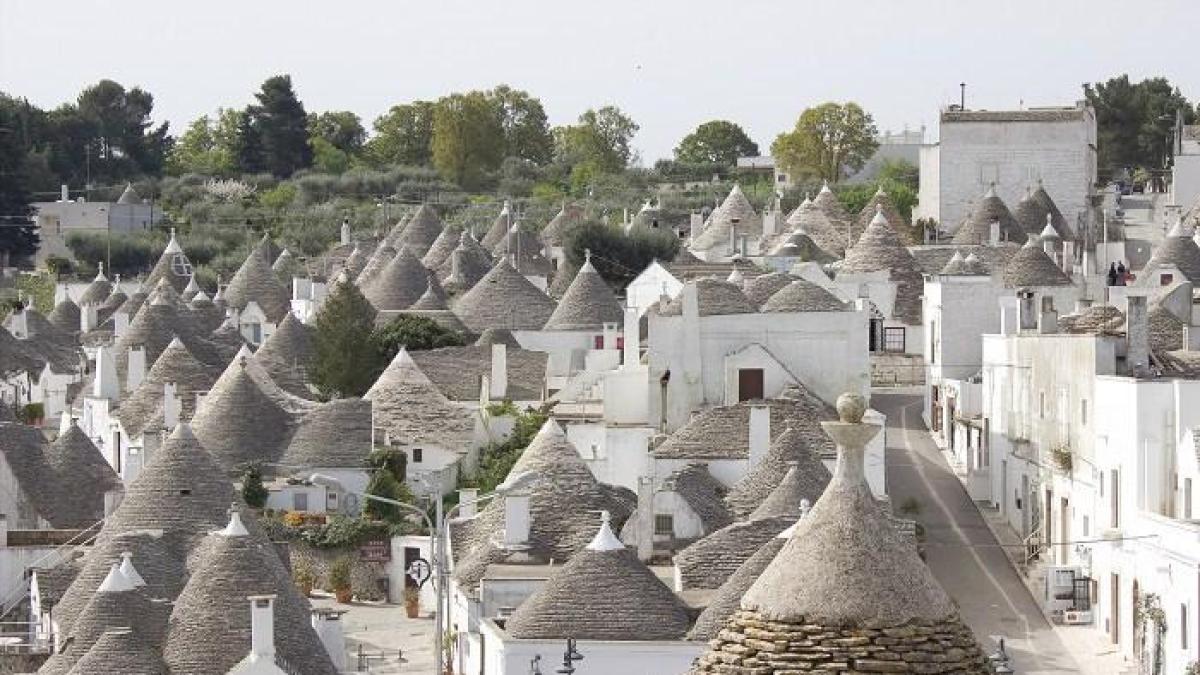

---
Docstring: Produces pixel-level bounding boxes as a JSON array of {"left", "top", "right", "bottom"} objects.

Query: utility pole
[{"left": 960, "top": 82, "right": 966, "bottom": 110}]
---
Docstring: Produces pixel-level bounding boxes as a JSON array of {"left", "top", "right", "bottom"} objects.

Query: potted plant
[
  {"left": 293, "top": 560, "right": 315, "bottom": 598},
  {"left": 329, "top": 556, "right": 353, "bottom": 604},
  {"left": 404, "top": 586, "right": 420, "bottom": 618}
]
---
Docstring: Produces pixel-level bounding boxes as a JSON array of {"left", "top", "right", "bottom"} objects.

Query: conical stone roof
[
  {"left": 542, "top": 256, "right": 622, "bottom": 330},
  {"left": 364, "top": 349, "right": 474, "bottom": 450},
  {"left": 190, "top": 355, "right": 295, "bottom": 469},
  {"left": 396, "top": 204, "right": 443, "bottom": 258},
  {"left": 838, "top": 208, "right": 925, "bottom": 324},
  {"left": 1143, "top": 222, "right": 1200, "bottom": 283},
  {"left": 810, "top": 183, "right": 856, "bottom": 254},
  {"left": 856, "top": 187, "right": 914, "bottom": 246},
  {"left": 660, "top": 278, "right": 757, "bottom": 316},
  {"left": 145, "top": 231, "right": 193, "bottom": 293},
  {"left": 363, "top": 245, "right": 429, "bottom": 311},
  {"left": 692, "top": 394, "right": 987, "bottom": 674},
  {"left": 438, "top": 233, "right": 493, "bottom": 295},
  {"left": 451, "top": 259, "right": 557, "bottom": 333},
  {"left": 67, "top": 627, "right": 168, "bottom": 675},
  {"left": 725, "top": 424, "right": 832, "bottom": 518},
  {"left": 79, "top": 267, "right": 113, "bottom": 305},
  {"left": 421, "top": 222, "right": 464, "bottom": 270},
  {"left": 163, "top": 520, "right": 338, "bottom": 675},
  {"left": 271, "top": 247, "right": 304, "bottom": 282},
  {"left": 48, "top": 297, "right": 81, "bottom": 332},
  {"left": 691, "top": 184, "right": 761, "bottom": 251},
  {"left": 117, "top": 339, "right": 219, "bottom": 438},
  {"left": 547, "top": 261, "right": 578, "bottom": 300},
  {"left": 538, "top": 203, "right": 583, "bottom": 247},
  {"left": 1014, "top": 183, "right": 1072, "bottom": 240},
  {"left": 409, "top": 272, "right": 450, "bottom": 310},
  {"left": 116, "top": 183, "right": 140, "bottom": 204},
  {"left": 742, "top": 272, "right": 793, "bottom": 306},
  {"left": 1002, "top": 238, "right": 1072, "bottom": 287},
  {"left": 761, "top": 279, "right": 849, "bottom": 313},
  {"left": 341, "top": 241, "right": 372, "bottom": 277},
  {"left": 952, "top": 184, "right": 1026, "bottom": 245},
  {"left": 223, "top": 241, "right": 291, "bottom": 322},
  {"left": 504, "top": 515, "right": 691, "bottom": 641},
  {"left": 356, "top": 243, "right": 397, "bottom": 287},
  {"left": 481, "top": 202, "right": 514, "bottom": 251}
]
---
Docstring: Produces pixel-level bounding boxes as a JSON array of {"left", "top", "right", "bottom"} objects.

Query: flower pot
[
  {"left": 335, "top": 588, "right": 352, "bottom": 604},
  {"left": 405, "top": 598, "right": 420, "bottom": 618}
]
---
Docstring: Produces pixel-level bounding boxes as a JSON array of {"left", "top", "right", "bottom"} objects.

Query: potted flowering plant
[{"left": 329, "top": 556, "right": 353, "bottom": 604}]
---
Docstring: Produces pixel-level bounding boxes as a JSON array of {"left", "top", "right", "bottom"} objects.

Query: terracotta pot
[
  {"left": 335, "top": 588, "right": 352, "bottom": 604},
  {"left": 405, "top": 598, "right": 419, "bottom": 618}
]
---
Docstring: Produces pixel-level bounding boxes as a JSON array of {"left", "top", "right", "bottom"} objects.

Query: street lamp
[{"left": 308, "top": 470, "right": 540, "bottom": 675}]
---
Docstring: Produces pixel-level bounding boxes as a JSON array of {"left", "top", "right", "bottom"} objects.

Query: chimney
[
  {"left": 126, "top": 346, "right": 146, "bottom": 392},
  {"left": 58, "top": 411, "right": 73, "bottom": 435},
  {"left": 998, "top": 296, "right": 1019, "bottom": 336},
  {"left": 636, "top": 476, "right": 654, "bottom": 562},
  {"left": 340, "top": 219, "right": 351, "bottom": 246},
  {"left": 602, "top": 322, "right": 618, "bottom": 351},
  {"left": 80, "top": 303, "right": 98, "bottom": 333},
  {"left": 990, "top": 220, "right": 1001, "bottom": 245},
  {"left": 1038, "top": 296, "right": 1058, "bottom": 334},
  {"left": 0, "top": 514, "right": 7, "bottom": 547},
  {"left": 112, "top": 311, "right": 129, "bottom": 338},
  {"left": 311, "top": 608, "right": 347, "bottom": 672},
  {"left": 162, "top": 382, "right": 181, "bottom": 430},
  {"left": 748, "top": 404, "right": 771, "bottom": 468},
  {"left": 458, "top": 488, "right": 479, "bottom": 518},
  {"left": 93, "top": 346, "right": 119, "bottom": 402},
  {"left": 502, "top": 493, "right": 531, "bottom": 547},
  {"left": 689, "top": 212, "right": 702, "bottom": 239},
  {"left": 247, "top": 595, "right": 278, "bottom": 663},
  {"left": 60, "top": 184, "right": 69, "bottom": 202},
  {"left": 489, "top": 343, "right": 507, "bottom": 400},
  {"left": 1017, "top": 290, "right": 1037, "bottom": 331},
  {"left": 1126, "top": 295, "right": 1150, "bottom": 376},
  {"left": 623, "top": 305, "right": 639, "bottom": 367},
  {"left": 762, "top": 209, "right": 777, "bottom": 238},
  {"left": 8, "top": 307, "right": 27, "bottom": 339}
]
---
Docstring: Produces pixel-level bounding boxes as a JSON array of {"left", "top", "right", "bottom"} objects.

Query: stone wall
[
  {"left": 287, "top": 541, "right": 390, "bottom": 602},
  {"left": 871, "top": 354, "right": 926, "bottom": 387},
  {"left": 692, "top": 610, "right": 989, "bottom": 674}
]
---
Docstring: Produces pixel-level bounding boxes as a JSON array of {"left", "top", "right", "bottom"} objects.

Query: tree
[
  {"left": 562, "top": 221, "right": 679, "bottom": 290},
  {"left": 241, "top": 464, "right": 269, "bottom": 508},
  {"left": 674, "top": 120, "right": 759, "bottom": 165},
  {"left": 772, "top": 102, "right": 879, "bottom": 184},
  {"left": 246, "top": 75, "right": 312, "bottom": 176},
  {"left": 234, "top": 109, "right": 265, "bottom": 174},
  {"left": 363, "top": 468, "right": 413, "bottom": 522},
  {"left": 75, "top": 79, "right": 171, "bottom": 180},
  {"left": 489, "top": 85, "right": 553, "bottom": 165},
  {"left": 0, "top": 98, "right": 40, "bottom": 265},
  {"left": 554, "top": 106, "right": 639, "bottom": 177},
  {"left": 167, "top": 112, "right": 241, "bottom": 176},
  {"left": 312, "top": 281, "right": 383, "bottom": 398},
  {"left": 431, "top": 91, "right": 505, "bottom": 189},
  {"left": 371, "top": 314, "right": 465, "bottom": 362},
  {"left": 1084, "top": 75, "right": 1196, "bottom": 176},
  {"left": 307, "top": 110, "right": 366, "bottom": 154},
  {"left": 309, "top": 137, "right": 351, "bottom": 174},
  {"left": 365, "top": 100, "right": 435, "bottom": 167}
]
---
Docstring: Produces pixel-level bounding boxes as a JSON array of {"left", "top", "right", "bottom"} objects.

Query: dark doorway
[{"left": 737, "top": 368, "right": 764, "bottom": 401}]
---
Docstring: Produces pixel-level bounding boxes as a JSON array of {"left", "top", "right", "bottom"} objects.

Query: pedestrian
[
  {"left": 1116, "top": 261, "right": 1127, "bottom": 286},
  {"left": 1106, "top": 262, "right": 1118, "bottom": 287}
]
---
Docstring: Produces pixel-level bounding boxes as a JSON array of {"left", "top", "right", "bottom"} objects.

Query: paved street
[
  {"left": 310, "top": 595, "right": 435, "bottom": 673},
  {"left": 875, "top": 389, "right": 1084, "bottom": 674}
]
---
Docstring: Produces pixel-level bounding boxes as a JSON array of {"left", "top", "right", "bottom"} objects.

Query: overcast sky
[{"left": 2, "top": 0, "right": 1196, "bottom": 162}]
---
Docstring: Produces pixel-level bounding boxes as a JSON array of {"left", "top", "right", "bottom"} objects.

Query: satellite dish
[{"left": 170, "top": 253, "right": 193, "bottom": 277}]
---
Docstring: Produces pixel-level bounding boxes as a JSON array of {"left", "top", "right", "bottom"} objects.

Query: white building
[
  {"left": 1174, "top": 125, "right": 1200, "bottom": 219},
  {"left": 33, "top": 184, "right": 163, "bottom": 265},
  {"left": 916, "top": 102, "right": 1098, "bottom": 233}
]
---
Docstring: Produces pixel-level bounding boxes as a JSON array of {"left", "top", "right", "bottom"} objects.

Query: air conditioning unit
[{"left": 1063, "top": 610, "right": 1093, "bottom": 625}]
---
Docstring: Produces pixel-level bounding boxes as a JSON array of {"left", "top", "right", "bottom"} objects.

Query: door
[
  {"left": 737, "top": 368, "right": 764, "bottom": 402},
  {"left": 1111, "top": 573, "right": 1121, "bottom": 644},
  {"left": 1060, "top": 497, "right": 1070, "bottom": 564},
  {"left": 1001, "top": 460, "right": 1008, "bottom": 514}
]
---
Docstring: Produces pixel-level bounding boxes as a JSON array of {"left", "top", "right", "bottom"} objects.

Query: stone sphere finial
[{"left": 835, "top": 392, "right": 867, "bottom": 423}]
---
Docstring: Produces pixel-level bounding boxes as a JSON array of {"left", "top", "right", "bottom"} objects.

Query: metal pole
[{"left": 433, "top": 488, "right": 444, "bottom": 675}]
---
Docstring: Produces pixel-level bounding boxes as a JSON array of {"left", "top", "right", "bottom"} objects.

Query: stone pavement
[{"left": 310, "top": 595, "right": 435, "bottom": 673}]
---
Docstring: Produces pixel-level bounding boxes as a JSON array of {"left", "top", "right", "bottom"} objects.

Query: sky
[{"left": 2, "top": 0, "right": 1198, "bottom": 163}]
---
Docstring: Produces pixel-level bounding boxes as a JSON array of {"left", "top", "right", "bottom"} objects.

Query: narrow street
[{"left": 875, "top": 388, "right": 1083, "bottom": 674}]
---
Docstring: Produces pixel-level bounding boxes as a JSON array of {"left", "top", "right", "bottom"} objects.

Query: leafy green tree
[
  {"left": 431, "top": 91, "right": 505, "bottom": 189},
  {"left": 467, "top": 406, "right": 550, "bottom": 493},
  {"left": 241, "top": 464, "right": 269, "bottom": 508},
  {"left": 371, "top": 314, "right": 465, "bottom": 362},
  {"left": 554, "top": 106, "right": 640, "bottom": 186},
  {"left": 310, "top": 137, "right": 352, "bottom": 174},
  {"left": 246, "top": 75, "right": 312, "bottom": 176},
  {"left": 367, "top": 447, "right": 408, "bottom": 482},
  {"left": 1084, "top": 75, "right": 1196, "bottom": 176},
  {"left": 363, "top": 468, "right": 414, "bottom": 522},
  {"left": 674, "top": 120, "right": 759, "bottom": 165},
  {"left": 75, "top": 79, "right": 171, "bottom": 179},
  {"left": 489, "top": 84, "right": 553, "bottom": 165},
  {"left": 772, "top": 102, "right": 879, "bottom": 184},
  {"left": 167, "top": 112, "right": 241, "bottom": 175},
  {"left": 313, "top": 281, "right": 383, "bottom": 398},
  {"left": 562, "top": 221, "right": 679, "bottom": 290},
  {"left": 307, "top": 110, "right": 366, "bottom": 154},
  {"left": 365, "top": 100, "right": 435, "bottom": 167},
  {"left": 0, "top": 98, "right": 39, "bottom": 265},
  {"left": 234, "top": 109, "right": 265, "bottom": 174}
]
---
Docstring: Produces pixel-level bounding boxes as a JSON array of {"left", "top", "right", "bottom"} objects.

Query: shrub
[
  {"left": 19, "top": 402, "right": 44, "bottom": 424},
  {"left": 363, "top": 468, "right": 414, "bottom": 523},
  {"left": 370, "top": 314, "right": 465, "bottom": 362},
  {"left": 283, "top": 511, "right": 306, "bottom": 527},
  {"left": 562, "top": 221, "right": 679, "bottom": 291},
  {"left": 241, "top": 464, "right": 269, "bottom": 508},
  {"left": 328, "top": 556, "right": 353, "bottom": 591},
  {"left": 367, "top": 447, "right": 408, "bottom": 482}
]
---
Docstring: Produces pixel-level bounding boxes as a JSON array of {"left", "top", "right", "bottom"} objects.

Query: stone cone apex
[
  {"left": 119, "top": 551, "right": 147, "bottom": 587},
  {"left": 219, "top": 509, "right": 250, "bottom": 537},
  {"left": 98, "top": 562, "right": 135, "bottom": 593},
  {"left": 691, "top": 392, "right": 989, "bottom": 674},
  {"left": 585, "top": 511, "right": 625, "bottom": 551}
]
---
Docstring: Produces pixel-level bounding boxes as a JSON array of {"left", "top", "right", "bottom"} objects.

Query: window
[
  {"left": 654, "top": 514, "right": 674, "bottom": 536},
  {"left": 1161, "top": 273, "right": 1174, "bottom": 286},
  {"left": 1111, "top": 469, "right": 1121, "bottom": 529},
  {"left": 1183, "top": 605, "right": 1189, "bottom": 650},
  {"left": 883, "top": 327, "right": 906, "bottom": 353},
  {"left": 777, "top": 173, "right": 788, "bottom": 183},
  {"left": 293, "top": 492, "right": 308, "bottom": 512},
  {"left": 1081, "top": 399, "right": 1088, "bottom": 426},
  {"left": 412, "top": 448, "right": 424, "bottom": 464},
  {"left": 737, "top": 368, "right": 764, "bottom": 402}
]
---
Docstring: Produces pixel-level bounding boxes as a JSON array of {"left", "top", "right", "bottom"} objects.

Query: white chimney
[
  {"left": 58, "top": 411, "right": 73, "bottom": 435},
  {"left": 1126, "top": 295, "right": 1150, "bottom": 376},
  {"left": 762, "top": 209, "right": 777, "bottom": 238},
  {"left": 247, "top": 595, "right": 278, "bottom": 663},
  {"left": 748, "top": 404, "right": 771, "bottom": 468},
  {"left": 126, "top": 346, "right": 146, "bottom": 392},
  {"left": 81, "top": 303, "right": 98, "bottom": 333},
  {"left": 622, "top": 305, "right": 639, "bottom": 367},
  {"left": 162, "top": 381, "right": 181, "bottom": 430},
  {"left": 93, "top": 346, "right": 119, "bottom": 402},
  {"left": 1017, "top": 291, "right": 1037, "bottom": 331},
  {"left": 311, "top": 608, "right": 347, "bottom": 672},
  {"left": 998, "top": 296, "right": 1019, "bottom": 336},
  {"left": 636, "top": 476, "right": 654, "bottom": 562},
  {"left": 458, "top": 488, "right": 479, "bottom": 518},
  {"left": 502, "top": 493, "right": 531, "bottom": 547},
  {"left": 989, "top": 220, "right": 1001, "bottom": 245},
  {"left": 601, "top": 322, "right": 617, "bottom": 351},
  {"left": 489, "top": 343, "right": 507, "bottom": 400},
  {"left": 113, "top": 311, "right": 129, "bottom": 338},
  {"left": 60, "top": 184, "right": 69, "bottom": 202},
  {"left": 340, "top": 219, "right": 351, "bottom": 246},
  {"left": 8, "top": 308, "right": 27, "bottom": 339},
  {"left": 1037, "top": 296, "right": 1058, "bottom": 334},
  {"left": 0, "top": 514, "right": 7, "bottom": 547}
]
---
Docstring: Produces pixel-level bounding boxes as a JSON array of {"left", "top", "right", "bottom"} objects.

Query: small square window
[
  {"left": 883, "top": 327, "right": 906, "bottom": 353},
  {"left": 412, "top": 448, "right": 423, "bottom": 464},
  {"left": 654, "top": 514, "right": 674, "bottom": 536}
]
